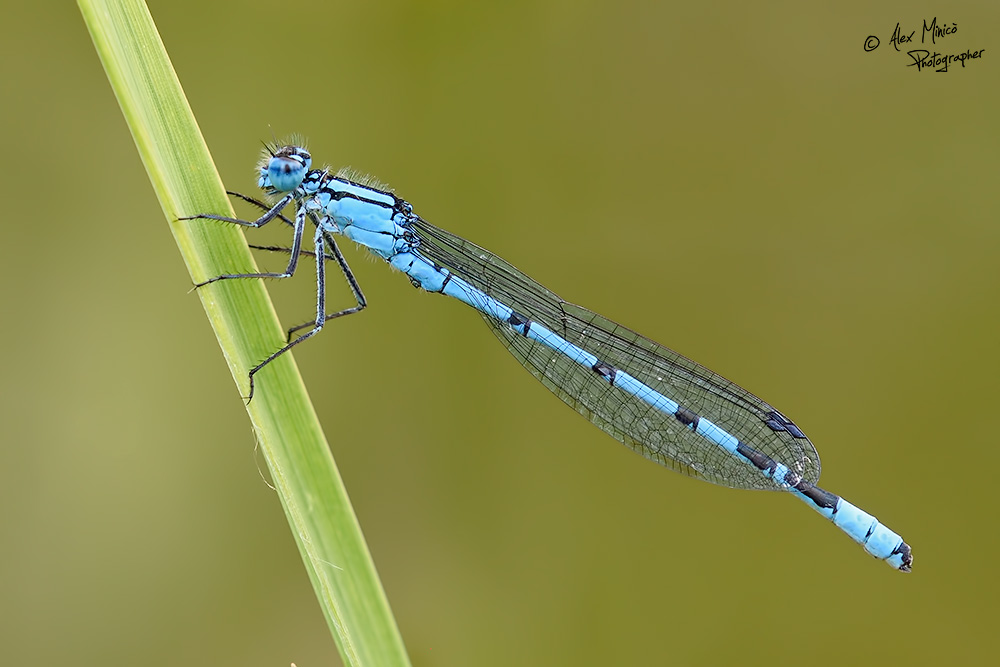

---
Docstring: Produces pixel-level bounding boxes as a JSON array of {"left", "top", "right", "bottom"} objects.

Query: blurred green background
[{"left": 3, "top": 1, "right": 998, "bottom": 665}]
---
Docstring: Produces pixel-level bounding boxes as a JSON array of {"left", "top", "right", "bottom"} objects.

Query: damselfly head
[{"left": 257, "top": 145, "right": 312, "bottom": 193}]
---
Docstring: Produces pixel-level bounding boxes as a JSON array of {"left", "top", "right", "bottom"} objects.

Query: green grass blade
[{"left": 78, "top": 1, "right": 411, "bottom": 664}]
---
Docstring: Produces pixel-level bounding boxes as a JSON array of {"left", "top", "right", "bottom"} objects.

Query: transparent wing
[{"left": 412, "top": 217, "right": 821, "bottom": 490}]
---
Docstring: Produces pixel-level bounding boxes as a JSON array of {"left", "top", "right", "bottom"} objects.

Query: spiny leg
[
  {"left": 234, "top": 191, "right": 337, "bottom": 260},
  {"left": 194, "top": 206, "right": 307, "bottom": 288},
  {"left": 285, "top": 229, "right": 367, "bottom": 340},
  {"left": 229, "top": 189, "right": 333, "bottom": 258},
  {"left": 188, "top": 190, "right": 328, "bottom": 262},
  {"left": 210, "top": 192, "right": 362, "bottom": 330},
  {"left": 245, "top": 230, "right": 366, "bottom": 340},
  {"left": 226, "top": 191, "right": 296, "bottom": 229},
  {"left": 246, "top": 226, "right": 331, "bottom": 401},
  {"left": 187, "top": 194, "right": 367, "bottom": 401},
  {"left": 180, "top": 192, "right": 293, "bottom": 228},
  {"left": 247, "top": 244, "right": 337, "bottom": 261}
]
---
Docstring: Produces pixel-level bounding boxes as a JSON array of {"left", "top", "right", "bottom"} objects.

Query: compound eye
[{"left": 266, "top": 155, "right": 307, "bottom": 192}]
